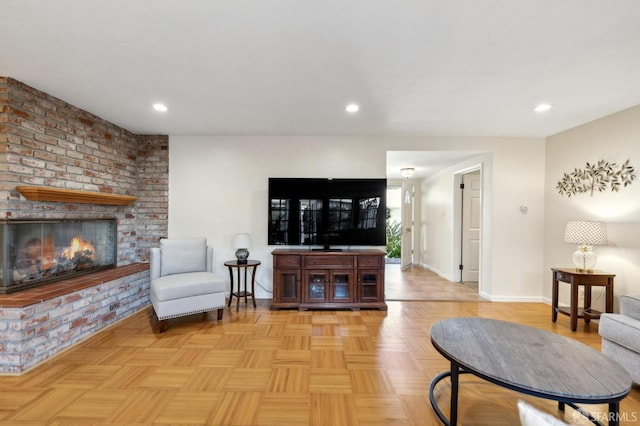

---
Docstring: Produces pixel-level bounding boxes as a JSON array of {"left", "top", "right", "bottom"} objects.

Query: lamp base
[
  {"left": 235, "top": 248, "right": 249, "bottom": 264},
  {"left": 572, "top": 245, "right": 596, "bottom": 273}
]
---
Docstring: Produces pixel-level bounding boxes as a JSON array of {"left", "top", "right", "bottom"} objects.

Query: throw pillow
[
  {"left": 518, "top": 400, "right": 571, "bottom": 426},
  {"left": 160, "top": 238, "right": 207, "bottom": 276}
]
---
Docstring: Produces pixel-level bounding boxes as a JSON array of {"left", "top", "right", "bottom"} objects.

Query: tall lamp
[
  {"left": 564, "top": 221, "right": 607, "bottom": 272},
  {"left": 232, "top": 233, "right": 251, "bottom": 264}
]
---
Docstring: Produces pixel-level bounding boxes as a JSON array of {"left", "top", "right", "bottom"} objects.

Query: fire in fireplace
[
  {"left": 0, "top": 219, "right": 117, "bottom": 293},
  {"left": 60, "top": 237, "right": 97, "bottom": 268}
]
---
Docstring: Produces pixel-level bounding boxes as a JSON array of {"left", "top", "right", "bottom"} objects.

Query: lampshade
[
  {"left": 232, "top": 233, "right": 251, "bottom": 249},
  {"left": 400, "top": 167, "right": 415, "bottom": 178},
  {"left": 564, "top": 221, "right": 607, "bottom": 272},
  {"left": 563, "top": 221, "right": 607, "bottom": 246}
]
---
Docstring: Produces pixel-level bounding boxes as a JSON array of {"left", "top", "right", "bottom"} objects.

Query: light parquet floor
[{"left": 0, "top": 274, "right": 638, "bottom": 425}]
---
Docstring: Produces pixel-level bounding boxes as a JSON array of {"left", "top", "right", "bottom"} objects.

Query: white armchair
[
  {"left": 150, "top": 238, "right": 226, "bottom": 332},
  {"left": 599, "top": 294, "right": 640, "bottom": 384}
]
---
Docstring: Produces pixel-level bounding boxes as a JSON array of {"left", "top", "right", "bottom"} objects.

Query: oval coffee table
[{"left": 430, "top": 318, "right": 631, "bottom": 426}]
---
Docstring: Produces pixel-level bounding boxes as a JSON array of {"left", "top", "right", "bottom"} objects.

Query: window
[
  {"left": 327, "top": 198, "right": 352, "bottom": 231},
  {"left": 270, "top": 198, "right": 290, "bottom": 245},
  {"left": 358, "top": 197, "right": 380, "bottom": 229},
  {"left": 299, "top": 199, "right": 323, "bottom": 244}
]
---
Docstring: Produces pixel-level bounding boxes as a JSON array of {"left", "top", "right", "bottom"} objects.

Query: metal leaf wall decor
[{"left": 556, "top": 159, "right": 636, "bottom": 197}]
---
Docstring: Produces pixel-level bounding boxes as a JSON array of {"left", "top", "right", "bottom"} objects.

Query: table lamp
[
  {"left": 563, "top": 221, "right": 607, "bottom": 272},
  {"left": 232, "top": 233, "right": 251, "bottom": 263}
]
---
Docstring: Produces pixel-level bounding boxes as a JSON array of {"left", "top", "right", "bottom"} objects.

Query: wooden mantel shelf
[{"left": 16, "top": 186, "right": 137, "bottom": 206}]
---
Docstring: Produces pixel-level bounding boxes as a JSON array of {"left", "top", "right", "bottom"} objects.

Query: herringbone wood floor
[{"left": 0, "top": 269, "right": 638, "bottom": 425}]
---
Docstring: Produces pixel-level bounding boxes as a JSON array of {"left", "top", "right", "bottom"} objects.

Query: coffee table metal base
[
  {"left": 429, "top": 366, "right": 463, "bottom": 426},
  {"left": 429, "top": 362, "right": 620, "bottom": 426}
]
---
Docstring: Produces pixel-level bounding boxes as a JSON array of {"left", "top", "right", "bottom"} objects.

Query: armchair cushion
[
  {"left": 517, "top": 400, "right": 570, "bottom": 426},
  {"left": 152, "top": 271, "right": 226, "bottom": 302},
  {"left": 160, "top": 238, "right": 207, "bottom": 276}
]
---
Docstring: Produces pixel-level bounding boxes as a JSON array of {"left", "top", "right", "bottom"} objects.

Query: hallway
[{"left": 385, "top": 264, "right": 486, "bottom": 302}]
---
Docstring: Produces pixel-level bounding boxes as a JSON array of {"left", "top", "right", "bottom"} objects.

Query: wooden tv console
[{"left": 270, "top": 249, "right": 387, "bottom": 311}]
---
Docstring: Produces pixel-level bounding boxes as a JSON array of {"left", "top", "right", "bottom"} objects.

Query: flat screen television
[{"left": 268, "top": 178, "right": 387, "bottom": 249}]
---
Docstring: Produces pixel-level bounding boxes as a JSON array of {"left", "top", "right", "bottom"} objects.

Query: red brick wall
[
  {"left": 136, "top": 135, "right": 169, "bottom": 261},
  {"left": 0, "top": 77, "right": 168, "bottom": 263}
]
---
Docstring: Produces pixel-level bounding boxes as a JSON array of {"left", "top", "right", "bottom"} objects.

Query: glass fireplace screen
[{"left": 0, "top": 219, "right": 117, "bottom": 294}]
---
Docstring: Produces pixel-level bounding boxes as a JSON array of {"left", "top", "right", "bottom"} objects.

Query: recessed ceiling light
[
  {"left": 345, "top": 103, "right": 360, "bottom": 113},
  {"left": 153, "top": 103, "right": 168, "bottom": 112},
  {"left": 534, "top": 103, "right": 552, "bottom": 112}
]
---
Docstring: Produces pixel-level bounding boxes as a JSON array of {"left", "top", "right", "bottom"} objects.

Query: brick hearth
[{"left": 0, "top": 264, "right": 150, "bottom": 374}]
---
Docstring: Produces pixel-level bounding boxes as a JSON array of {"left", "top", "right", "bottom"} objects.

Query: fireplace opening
[{"left": 0, "top": 219, "right": 117, "bottom": 294}]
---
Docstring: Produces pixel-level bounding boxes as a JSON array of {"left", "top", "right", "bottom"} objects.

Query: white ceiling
[
  {"left": 386, "top": 151, "right": 483, "bottom": 180},
  {"left": 2, "top": 1, "right": 640, "bottom": 177}
]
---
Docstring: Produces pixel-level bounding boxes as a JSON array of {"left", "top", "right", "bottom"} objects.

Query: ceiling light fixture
[
  {"left": 345, "top": 103, "right": 360, "bottom": 113},
  {"left": 400, "top": 167, "right": 415, "bottom": 178},
  {"left": 153, "top": 103, "right": 168, "bottom": 112},
  {"left": 534, "top": 103, "right": 552, "bottom": 113}
]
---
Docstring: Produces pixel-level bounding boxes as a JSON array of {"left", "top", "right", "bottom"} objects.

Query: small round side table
[{"left": 224, "top": 259, "right": 260, "bottom": 311}]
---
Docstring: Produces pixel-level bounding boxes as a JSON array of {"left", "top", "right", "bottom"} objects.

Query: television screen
[{"left": 268, "top": 178, "right": 387, "bottom": 248}]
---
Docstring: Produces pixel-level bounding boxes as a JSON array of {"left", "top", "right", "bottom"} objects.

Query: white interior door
[
  {"left": 461, "top": 171, "right": 481, "bottom": 282},
  {"left": 400, "top": 180, "right": 413, "bottom": 269}
]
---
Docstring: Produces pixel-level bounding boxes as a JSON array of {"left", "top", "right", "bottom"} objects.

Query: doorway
[{"left": 385, "top": 150, "right": 488, "bottom": 299}]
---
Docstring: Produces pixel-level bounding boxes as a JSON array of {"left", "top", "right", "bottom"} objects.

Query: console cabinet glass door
[
  {"left": 332, "top": 271, "right": 353, "bottom": 302},
  {"left": 305, "top": 270, "right": 354, "bottom": 303},
  {"left": 306, "top": 270, "right": 328, "bottom": 302},
  {"left": 358, "top": 269, "right": 383, "bottom": 302},
  {"left": 275, "top": 269, "right": 300, "bottom": 303}
]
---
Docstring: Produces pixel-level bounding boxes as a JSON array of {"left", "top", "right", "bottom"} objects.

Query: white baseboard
[{"left": 482, "top": 294, "right": 545, "bottom": 303}]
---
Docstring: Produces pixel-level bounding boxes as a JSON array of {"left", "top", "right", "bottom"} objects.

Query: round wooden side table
[{"left": 224, "top": 259, "right": 260, "bottom": 311}]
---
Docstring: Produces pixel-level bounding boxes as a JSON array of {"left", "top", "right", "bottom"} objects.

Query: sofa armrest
[
  {"left": 206, "top": 246, "right": 214, "bottom": 273},
  {"left": 150, "top": 247, "right": 161, "bottom": 280},
  {"left": 620, "top": 295, "right": 640, "bottom": 321}
]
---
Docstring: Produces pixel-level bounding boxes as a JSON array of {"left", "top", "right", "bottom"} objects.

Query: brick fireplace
[{"left": 0, "top": 77, "right": 169, "bottom": 373}]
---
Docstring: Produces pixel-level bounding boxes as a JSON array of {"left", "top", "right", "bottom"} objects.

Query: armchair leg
[
  {"left": 152, "top": 308, "right": 168, "bottom": 333},
  {"left": 217, "top": 308, "right": 224, "bottom": 321}
]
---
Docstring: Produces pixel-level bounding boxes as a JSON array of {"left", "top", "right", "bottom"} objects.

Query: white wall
[
  {"left": 421, "top": 167, "right": 458, "bottom": 278},
  {"left": 168, "top": 135, "right": 546, "bottom": 300},
  {"left": 544, "top": 105, "right": 640, "bottom": 311},
  {"left": 169, "top": 136, "right": 387, "bottom": 297}
]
